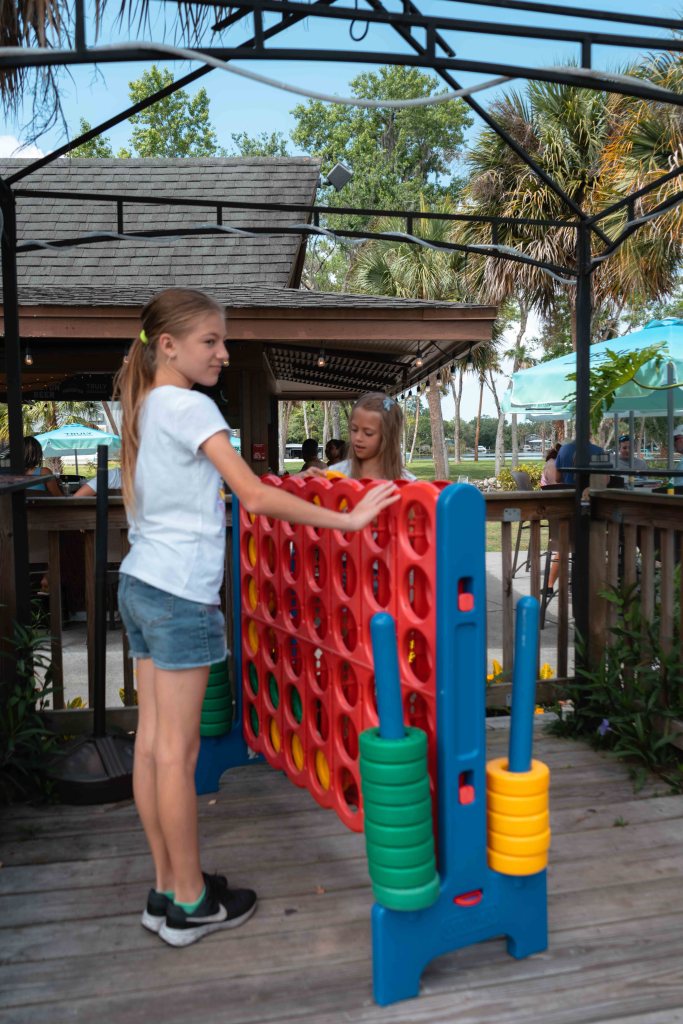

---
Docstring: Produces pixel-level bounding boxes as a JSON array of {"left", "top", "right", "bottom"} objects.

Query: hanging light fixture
[
  {"left": 465, "top": 348, "right": 474, "bottom": 371},
  {"left": 24, "top": 346, "right": 33, "bottom": 367},
  {"left": 414, "top": 345, "right": 424, "bottom": 369},
  {"left": 436, "top": 370, "right": 443, "bottom": 388},
  {"left": 317, "top": 348, "right": 327, "bottom": 369},
  {"left": 407, "top": 388, "right": 412, "bottom": 398},
  {"left": 425, "top": 379, "right": 431, "bottom": 394},
  {"left": 450, "top": 362, "right": 456, "bottom": 374}
]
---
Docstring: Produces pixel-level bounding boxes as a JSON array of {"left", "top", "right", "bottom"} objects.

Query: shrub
[{"left": 497, "top": 462, "right": 544, "bottom": 491}]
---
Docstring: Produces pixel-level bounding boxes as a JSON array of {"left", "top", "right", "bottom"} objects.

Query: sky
[{"left": 1, "top": 0, "right": 680, "bottom": 420}]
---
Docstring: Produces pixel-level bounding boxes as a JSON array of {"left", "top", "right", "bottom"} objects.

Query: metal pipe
[
  {"left": 573, "top": 220, "right": 592, "bottom": 666},
  {"left": 0, "top": 179, "right": 31, "bottom": 627},
  {"left": 92, "top": 445, "right": 108, "bottom": 738}
]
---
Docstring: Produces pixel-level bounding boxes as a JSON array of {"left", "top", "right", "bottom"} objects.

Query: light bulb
[{"left": 24, "top": 349, "right": 33, "bottom": 366}]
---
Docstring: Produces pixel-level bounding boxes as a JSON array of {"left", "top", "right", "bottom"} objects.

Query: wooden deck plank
[{"left": 3, "top": 728, "right": 683, "bottom": 1024}]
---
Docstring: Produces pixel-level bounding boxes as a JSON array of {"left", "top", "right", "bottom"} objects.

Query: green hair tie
[{"left": 139, "top": 329, "right": 148, "bottom": 345}]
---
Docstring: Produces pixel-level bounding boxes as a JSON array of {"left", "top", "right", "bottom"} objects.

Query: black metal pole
[
  {"left": 92, "top": 444, "right": 108, "bottom": 738},
  {"left": 574, "top": 219, "right": 592, "bottom": 668},
  {"left": 0, "top": 178, "right": 31, "bottom": 628}
]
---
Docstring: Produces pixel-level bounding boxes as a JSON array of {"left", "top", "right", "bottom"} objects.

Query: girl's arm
[
  {"left": 202, "top": 432, "right": 398, "bottom": 531},
  {"left": 41, "top": 468, "right": 64, "bottom": 496}
]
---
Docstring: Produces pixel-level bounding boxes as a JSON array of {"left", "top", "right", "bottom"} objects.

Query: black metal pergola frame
[{"left": 2, "top": 0, "right": 682, "bottom": 666}]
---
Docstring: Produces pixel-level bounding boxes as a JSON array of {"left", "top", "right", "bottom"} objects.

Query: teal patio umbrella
[
  {"left": 502, "top": 319, "right": 683, "bottom": 421},
  {"left": 34, "top": 422, "right": 122, "bottom": 476}
]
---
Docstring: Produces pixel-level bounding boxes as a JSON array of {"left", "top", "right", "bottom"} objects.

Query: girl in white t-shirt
[
  {"left": 331, "top": 392, "right": 416, "bottom": 481},
  {"left": 114, "top": 288, "right": 398, "bottom": 948}
]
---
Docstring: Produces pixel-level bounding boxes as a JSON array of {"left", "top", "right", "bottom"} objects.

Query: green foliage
[
  {"left": 565, "top": 341, "right": 665, "bottom": 437},
  {"left": 292, "top": 66, "right": 472, "bottom": 221},
  {"left": 230, "top": 131, "right": 289, "bottom": 157},
  {"left": 68, "top": 118, "right": 115, "bottom": 158},
  {"left": 497, "top": 461, "right": 543, "bottom": 490},
  {"left": 0, "top": 609, "right": 57, "bottom": 803},
  {"left": 549, "top": 583, "right": 683, "bottom": 791},
  {"left": 126, "top": 66, "right": 222, "bottom": 158}
]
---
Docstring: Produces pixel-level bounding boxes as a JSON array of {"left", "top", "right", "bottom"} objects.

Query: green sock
[
  {"left": 175, "top": 886, "right": 206, "bottom": 914},
  {"left": 162, "top": 890, "right": 174, "bottom": 900}
]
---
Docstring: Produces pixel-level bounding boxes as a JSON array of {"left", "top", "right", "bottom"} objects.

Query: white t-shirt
[
  {"left": 119, "top": 386, "right": 230, "bottom": 605},
  {"left": 332, "top": 459, "right": 417, "bottom": 481},
  {"left": 88, "top": 469, "right": 122, "bottom": 492}
]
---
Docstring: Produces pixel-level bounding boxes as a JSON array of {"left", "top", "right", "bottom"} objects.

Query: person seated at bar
[
  {"left": 298, "top": 438, "right": 326, "bottom": 472},
  {"left": 325, "top": 438, "right": 347, "bottom": 467},
  {"left": 23, "top": 436, "right": 64, "bottom": 495},
  {"left": 616, "top": 434, "right": 648, "bottom": 472},
  {"left": 540, "top": 443, "right": 561, "bottom": 487},
  {"left": 73, "top": 468, "right": 122, "bottom": 496},
  {"left": 554, "top": 436, "right": 605, "bottom": 484}
]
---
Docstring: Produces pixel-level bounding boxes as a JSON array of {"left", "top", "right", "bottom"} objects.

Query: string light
[
  {"left": 425, "top": 380, "right": 431, "bottom": 394},
  {"left": 414, "top": 345, "right": 424, "bottom": 369},
  {"left": 465, "top": 348, "right": 474, "bottom": 370},
  {"left": 317, "top": 348, "right": 327, "bottom": 369},
  {"left": 24, "top": 346, "right": 33, "bottom": 367},
  {"left": 436, "top": 370, "right": 443, "bottom": 387}
]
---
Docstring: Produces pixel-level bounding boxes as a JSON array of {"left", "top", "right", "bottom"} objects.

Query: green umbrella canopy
[
  {"left": 34, "top": 423, "right": 122, "bottom": 455},
  {"left": 502, "top": 319, "right": 683, "bottom": 421}
]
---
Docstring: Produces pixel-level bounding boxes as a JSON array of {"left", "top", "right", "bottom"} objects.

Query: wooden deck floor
[{"left": 3, "top": 723, "right": 683, "bottom": 1024}]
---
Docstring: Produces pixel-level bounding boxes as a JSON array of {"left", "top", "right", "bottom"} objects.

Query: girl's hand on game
[
  {"left": 299, "top": 467, "right": 327, "bottom": 479},
  {"left": 346, "top": 481, "right": 400, "bottom": 531}
]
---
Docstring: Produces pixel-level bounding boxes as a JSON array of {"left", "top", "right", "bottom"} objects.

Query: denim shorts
[{"left": 118, "top": 574, "right": 227, "bottom": 670}]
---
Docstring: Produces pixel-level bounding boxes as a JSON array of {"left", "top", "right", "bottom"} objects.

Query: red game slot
[
  {"left": 453, "top": 890, "right": 483, "bottom": 907},
  {"left": 458, "top": 577, "right": 475, "bottom": 613}
]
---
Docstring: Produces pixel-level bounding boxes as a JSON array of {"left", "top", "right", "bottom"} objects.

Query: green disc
[
  {"left": 364, "top": 817, "right": 434, "bottom": 849},
  {"left": 290, "top": 686, "right": 303, "bottom": 724},
  {"left": 200, "top": 721, "right": 232, "bottom": 737},
  {"left": 365, "top": 836, "right": 434, "bottom": 869},
  {"left": 200, "top": 708, "right": 232, "bottom": 725},
  {"left": 369, "top": 857, "right": 437, "bottom": 889},
  {"left": 202, "top": 694, "right": 231, "bottom": 712},
  {"left": 268, "top": 673, "right": 280, "bottom": 709},
  {"left": 360, "top": 726, "right": 427, "bottom": 765},
  {"left": 249, "top": 704, "right": 260, "bottom": 737},
  {"left": 362, "top": 796, "right": 433, "bottom": 827},
  {"left": 247, "top": 662, "right": 259, "bottom": 695},
  {"left": 205, "top": 679, "right": 230, "bottom": 695},
  {"left": 371, "top": 876, "right": 440, "bottom": 912},
  {"left": 360, "top": 776, "right": 431, "bottom": 808},
  {"left": 359, "top": 756, "right": 427, "bottom": 786},
  {"left": 207, "top": 670, "right": 229, "bottom": 686}
]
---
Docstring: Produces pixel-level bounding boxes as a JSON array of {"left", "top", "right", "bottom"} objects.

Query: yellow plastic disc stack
[{"left": 486, "top": 757, "right": 550, "bottom": 876}]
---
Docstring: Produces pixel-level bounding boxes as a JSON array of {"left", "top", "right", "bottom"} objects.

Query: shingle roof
[{"left": 2, "top": 157, "right": 321, "bottom": 300}]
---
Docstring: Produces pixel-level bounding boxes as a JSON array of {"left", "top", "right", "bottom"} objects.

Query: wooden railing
[
  {"left": 1, "top": 490, "right": 579, "bottom": 725},
  {"left": 588, "top": 490, "right": 683, "bottom": 666}
]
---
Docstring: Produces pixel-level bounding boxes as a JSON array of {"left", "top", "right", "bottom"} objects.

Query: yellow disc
[
  {"left": 488, "top": 847, "right": 548, "bottom": 877},
  {"left": 291, "top": 733, "right": 305, "bottom": 771},
  {"left": 487, "top": 788, "right": 548, "bottom": 817},
  {"left": 312, "top": 494, "right": 322, "bottom": 506},
  {"left": 248, "top": 535, "right": 257, "bottom": 567},
  {"left": 247, "top": 619, "right": 259, "bottom": 654},
  {"left": 488, "top": 809, "right": 549, "bottom": 837},
  {"left": 247, "top": 576, "right": 258, "bottom": 610},
  {"left": 488, "top": 828, "right": 551, "bottom": 857},
  {"left": 326, "top": 470, "right": 347, "bottom": 480},
  {"left": 248, "top": 512, "right": 256, "bottom": 524},
  {"left": 269, "top": 717, "right": 281, "bottom": 752},
  {"left": 486, "top": 758, "right": 549, "bottom": 797},
  {"left": 338, "top": 498, "right": 349, "bottom": 512},
  {"left": 315, "top": 748, "right": 331, "bottom": 790}
]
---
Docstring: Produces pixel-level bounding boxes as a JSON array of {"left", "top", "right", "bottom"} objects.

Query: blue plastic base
[
  {"left": 372, "top": 869, "right": 547, "bottom": 1005},
  {"left": 195, "top": 726, "right": 261, "bottom": 794}
]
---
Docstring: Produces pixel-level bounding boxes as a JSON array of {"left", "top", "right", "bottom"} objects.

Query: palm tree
[
  {"left": 459, "top": 69, "right": 681, "bottom": 353},
  {"left": 349, "top": 196, "right": 468, "bottom": 479},
  {"left": 502, "top": 302, "right": 536, "bottom": 467}
]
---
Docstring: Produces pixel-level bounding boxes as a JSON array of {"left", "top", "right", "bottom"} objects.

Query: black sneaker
[
  {"left": 141, "top": 871, "right": 228, "bottom": 935},
  {"left": 159, "top": 875, "right": 257, "bottom": 947}
]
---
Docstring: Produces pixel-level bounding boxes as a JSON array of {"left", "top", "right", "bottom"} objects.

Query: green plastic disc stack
[
  {"left": 200, "top": 656, "right": 233, "bottom": 737},
  {"left": 359, "top": 726, "right": 440, "bottom": 911}
]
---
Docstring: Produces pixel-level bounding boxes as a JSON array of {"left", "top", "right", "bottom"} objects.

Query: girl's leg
[
  {"left": 133, "top": 657, "right": 174, "bottom": 893},
  {"left": 153, "top": 665, "right": 209, "bottom": 904}
]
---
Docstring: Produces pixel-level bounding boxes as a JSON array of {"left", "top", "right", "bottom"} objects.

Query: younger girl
[
  {"left": 114, "top": 288, "right": 397, "bottom": 949},
  {"left": 332, "top": 392, "right": 416, "bottom": 480}
]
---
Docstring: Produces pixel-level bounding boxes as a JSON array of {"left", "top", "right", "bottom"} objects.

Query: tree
[
  {"left": 124, "top": 66, "right": 222, "bottom": 158},
  {"left": 231, "top": 131, "right": 289, "bottom": 157},
  {"left": 292, "top": 66, "right": 472, "bottom": 219},
  {"left": 348, "top": 196, "right": 469, "bottom": 479},
  {"left": 68, "top": 118, "right": 115, "bottom": 158},
  {"left": 459, "top": 68, "right": 682, "bottom": 350}
]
